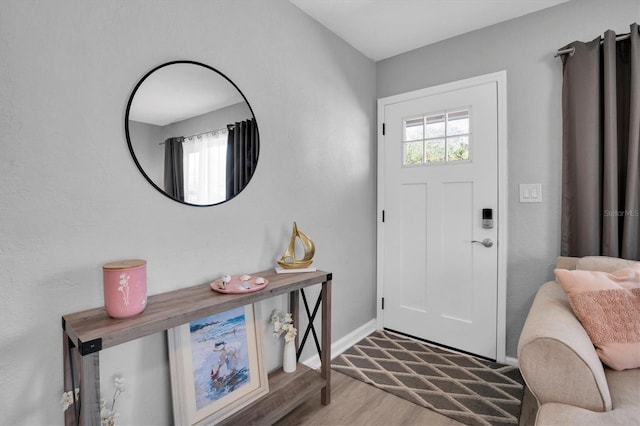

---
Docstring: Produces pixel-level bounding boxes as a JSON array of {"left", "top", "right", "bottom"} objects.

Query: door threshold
[{"left": 383, "top": 328, "right": 496, "bottom": 363}]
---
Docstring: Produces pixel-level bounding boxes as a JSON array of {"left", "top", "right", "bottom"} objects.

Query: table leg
[
  {"left": 80, "top": 352, "right": 101, "bottom": 425},
  {"left": 63, "top": 333, "right": 101, "bottom": 426},
  {"left": 63, "top": 332, "right": 78, "bottom": 426},
  {"left": 289, "top": 290, "right": 300, "bottom": 360},
  {"left": 321, "top": 278, "right": 332, "bottom": 405}
]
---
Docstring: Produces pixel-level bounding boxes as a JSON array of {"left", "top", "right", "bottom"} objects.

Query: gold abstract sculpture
[{"left": 277, "top": 222, "right": 315, "bottom": 269}]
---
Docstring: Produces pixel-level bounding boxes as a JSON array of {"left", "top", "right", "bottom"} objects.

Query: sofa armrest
[
  {"left": 537, "top": 368, "right": 640, "bottom": 425},
  {"left": 518, "top": 281, "right": 612, "bottom": 412}
]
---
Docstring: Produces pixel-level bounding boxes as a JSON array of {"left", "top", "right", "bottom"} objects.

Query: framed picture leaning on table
[{"left": 168, "top": 303, "right": 268, "bottom": 425}]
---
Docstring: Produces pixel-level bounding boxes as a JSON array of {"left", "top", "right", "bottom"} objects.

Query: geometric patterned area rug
[{"left": 332, "top": 331, "right": 525, "bottom": 426}]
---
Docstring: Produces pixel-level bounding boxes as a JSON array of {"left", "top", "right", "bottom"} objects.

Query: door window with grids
[{"left": 402, "top": 108, "right": 471, "bottom": 166}]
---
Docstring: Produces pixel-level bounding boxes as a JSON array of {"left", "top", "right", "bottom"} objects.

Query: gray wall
[
  {"left": 128, "top": 120, "right": 165, "bottom": 186},
  {"left": 0, "top": 1, "right": 376, "bottom": 424},
  {"left": 377, "top": 0, "right": 639, "bottom": 358}
]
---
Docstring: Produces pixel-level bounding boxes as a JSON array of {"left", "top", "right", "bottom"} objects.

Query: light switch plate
[{"left": 519, "top": 184, "right": 542, "bottom": 203}]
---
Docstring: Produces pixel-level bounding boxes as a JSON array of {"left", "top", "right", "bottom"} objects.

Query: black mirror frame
[{"left": 124, "top": 60, "right": 259, "bottom": 207}]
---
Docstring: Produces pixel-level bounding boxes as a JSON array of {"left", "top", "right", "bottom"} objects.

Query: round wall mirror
[{"left": 125, "top": 61, "right": 259, "bottom": 206}]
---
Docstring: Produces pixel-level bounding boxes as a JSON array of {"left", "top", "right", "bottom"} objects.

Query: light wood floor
[{"left": 276, "top": 370, "right": 463, "bottom": 426}]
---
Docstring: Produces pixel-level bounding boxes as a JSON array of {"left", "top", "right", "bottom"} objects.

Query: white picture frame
[{"left": 168, "top": 304, "right": 268, "bottom": 425}]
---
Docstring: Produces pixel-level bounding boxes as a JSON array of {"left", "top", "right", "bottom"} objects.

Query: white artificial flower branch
[
  {"left": 62, "top": 376, "right": 125, "bottom": 425},
  {"left": 271, "top": 309, "right": 297, "bottom": 343},
  {"left": 61, "top": 388, "right": 80, "bottom": 412},
  {"left": 101, "top": 376, "right": 125, "bottom": 426}
]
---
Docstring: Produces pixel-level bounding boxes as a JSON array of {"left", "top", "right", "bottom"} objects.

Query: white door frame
[{"left": 376, "top": 71, "right": 508, "bottom": 363}]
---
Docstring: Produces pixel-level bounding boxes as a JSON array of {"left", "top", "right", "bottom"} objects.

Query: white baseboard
[
  {"left": 301, "top": 319, "right": 377, "bottom": 369},
  {"left": 505, "top": 356, "right": 519, "bottom": 367}
]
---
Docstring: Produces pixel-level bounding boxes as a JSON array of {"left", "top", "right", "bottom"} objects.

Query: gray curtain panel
[
  {"left": 163, "top": 137, "right": 185, "bottom": 202},
  {"left": 561, "top": 23, "right": 639, "bottom": 260},
  {"left": 226, "top": 118, "right": 259, "bottom": 200}
]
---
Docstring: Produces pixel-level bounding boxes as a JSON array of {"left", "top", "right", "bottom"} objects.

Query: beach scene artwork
[{"left": 189, "top": 306, "right": 251, "bottom": 410}]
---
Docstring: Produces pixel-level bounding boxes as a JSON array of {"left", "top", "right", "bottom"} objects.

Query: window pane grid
[{"left": 402, "top": 107, "right": 471, "bottom": 166}]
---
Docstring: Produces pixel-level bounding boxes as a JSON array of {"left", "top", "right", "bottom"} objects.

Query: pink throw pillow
[{"left": 554, "top": 266, "right": 640, "bottom": 371}]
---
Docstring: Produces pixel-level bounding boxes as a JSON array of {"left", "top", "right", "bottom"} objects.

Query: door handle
[{"left": 471, "top": 238, "right": 493, "bottom": 248}]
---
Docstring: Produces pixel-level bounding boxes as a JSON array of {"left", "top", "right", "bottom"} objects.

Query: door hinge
[
  {"left": 382, "top": 210, "right": 385, "bottom": 222},
  {"left": 382, "top": 123, "right": 385, "bottom": 135},
  {"left": 381, "top": 297, "right": 385, "bottom": 310}
]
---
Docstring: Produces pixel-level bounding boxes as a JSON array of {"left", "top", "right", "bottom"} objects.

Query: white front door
[{"left": 378, "top": 73, "right": 506, "bottom": 360}]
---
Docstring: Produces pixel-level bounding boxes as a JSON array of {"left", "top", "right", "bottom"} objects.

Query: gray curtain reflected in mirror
[
  {"left": 227, "top": 119, "right": 259, "bottom": 199},
  {"left": 125, "top": 61, "right": 259, "bottom": 206},
  {"left": 164, "top": 137, "right": 184, "bottom": 201}
]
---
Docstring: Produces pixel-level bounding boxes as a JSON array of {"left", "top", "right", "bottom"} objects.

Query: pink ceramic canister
[{"left": 102, "top": 259, "right": 147, "bottom": 318}]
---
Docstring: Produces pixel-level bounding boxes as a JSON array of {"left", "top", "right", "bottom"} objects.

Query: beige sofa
[{"left": 518, "top": 256, "right": 640, "bottom": 425}]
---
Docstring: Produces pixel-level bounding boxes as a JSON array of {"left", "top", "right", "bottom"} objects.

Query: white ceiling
[
  {"left": 129, "top": 63, "right": 245, "bottom": 127},
  {"left": 289, "top": 0, "right": 569, "bottom": 61}
]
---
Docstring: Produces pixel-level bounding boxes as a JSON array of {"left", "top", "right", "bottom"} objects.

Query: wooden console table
[{"left": 62, "top": 269, "right": 332, "bottom": 425}]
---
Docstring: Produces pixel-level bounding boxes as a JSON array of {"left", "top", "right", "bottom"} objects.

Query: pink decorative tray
[{"left": 210, "top": 275, "right": 269, "bottom": 294}]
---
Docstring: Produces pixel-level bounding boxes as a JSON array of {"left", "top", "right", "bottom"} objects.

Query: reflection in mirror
[{"left": 125, "top": 61, "right": 259, "bottom": 206}]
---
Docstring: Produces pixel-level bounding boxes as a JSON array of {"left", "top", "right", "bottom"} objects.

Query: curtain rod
[
  {"left": 158, "top": 126, "right": 229, "bottom": 145},
  {"left": 554, "top": 31, "right": 634, "bottom": 58}
]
